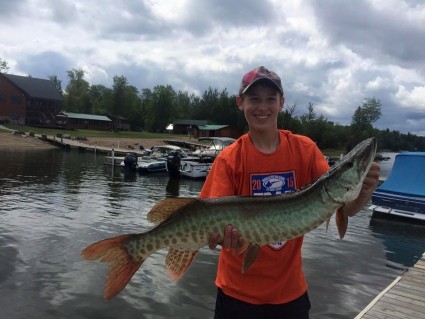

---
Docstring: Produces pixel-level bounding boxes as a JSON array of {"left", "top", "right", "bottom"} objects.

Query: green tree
[
  {"left": 349, "top": 97, "right": 382, "bottom": 148},
  {"left": 278, "top": 104, "right": 302, "bottom": 133},
  {"left": 299, "top": 102, "right": 317, "bottom": 137},
  {"left": 89, "top": 84, "right": 112, "bottom": 114},
  {"left": 351, "top": 97, "right": 382, "bottom": 129},
  {"left": 0, "top": 58, "right": 10, "bottom": 73},
  {"left": 48, "top": 75, "right": 63, "bottom": 95},
  {"left": 64, "top": 69, "right": 91, "bottom": 113},
  {"left": 139, "top": 88, "right": 153, "bottom": 131},
  {"left": 121, "top": 85, "right": 142, "bottom": 130},
  {"left": 145, "top": 85, "right": 175, "bottom": 132},
  {"left": 111, "top": 75, "right": 128, "bottom": 129}
]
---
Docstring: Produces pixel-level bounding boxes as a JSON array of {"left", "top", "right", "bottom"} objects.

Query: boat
[
  {"left": 370, "top": 152, "right": 425, "bottom": 222},
  {"left": 121, "top": 145, "right": 188, "bottom": 174},
  {"left": 104, "top": 155, "right": 125, "bottom": 166},
  {"left": 104, "top": 149, "right": 150, "bottom": 167},
  {"left": 178, "top": 155, "right": 215, "bottom": 179},
  {"left": 175, "top": 137, "right": 235, "bottom": 179}
]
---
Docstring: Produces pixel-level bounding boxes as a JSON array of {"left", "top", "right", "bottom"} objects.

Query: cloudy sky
[{"left": 1, "top": 0, "right": 424, "bottom": 135}]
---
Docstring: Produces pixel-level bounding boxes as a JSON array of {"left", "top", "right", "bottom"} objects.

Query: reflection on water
[
  {"left": 369, "top": 217, "right": 425, "bottom": 267},
  {"left": 0, "top": 149, "right": 423, "bottom": 319}
]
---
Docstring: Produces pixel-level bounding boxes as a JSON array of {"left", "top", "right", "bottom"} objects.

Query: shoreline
[
  {"left": 0, "top": 132, "right": 58, "bottom": 151},
  {"left": 0, "top": 131, "right": 186, "bottom": 152}
]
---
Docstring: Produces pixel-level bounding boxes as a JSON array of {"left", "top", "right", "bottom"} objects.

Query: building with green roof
[{"left": 58, "top": 112, "right": 112, "bottom": 130}]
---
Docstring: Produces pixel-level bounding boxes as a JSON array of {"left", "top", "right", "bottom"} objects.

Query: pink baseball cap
[{"left": 239, "top": 66, "right": 283, "bottom": 96}]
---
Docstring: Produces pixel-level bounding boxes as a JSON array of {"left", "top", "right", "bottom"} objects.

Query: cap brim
[{"left": 241, "top": 78, "right": 283, "bottom": 95}]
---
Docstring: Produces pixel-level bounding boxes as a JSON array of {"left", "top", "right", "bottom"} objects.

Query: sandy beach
[
  {"left": 0, "top": 132, "right": 58, "bottom": 151},
  {"left": 0, "top": 131, "right": 187, "bottom": 152}
]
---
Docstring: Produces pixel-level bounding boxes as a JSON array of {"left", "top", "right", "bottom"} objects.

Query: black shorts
[{"left": 214, "top": 288, "right": 311, "bottom": 319}]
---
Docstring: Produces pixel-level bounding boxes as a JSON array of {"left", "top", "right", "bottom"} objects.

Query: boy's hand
[{"left": 209, "top": 225, "right": 246, "bottom": 250}]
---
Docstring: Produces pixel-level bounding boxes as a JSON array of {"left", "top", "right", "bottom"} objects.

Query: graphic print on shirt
[
  {"left": 250, "top": 171, "right": 296, "bottom": 196},
  {"left": 250, "top": 171, "right": 296, "bottom": 250}
]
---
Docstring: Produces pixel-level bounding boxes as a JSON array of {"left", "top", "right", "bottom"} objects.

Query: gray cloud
[
  {"left": 1, "top": 0, "right": 424, "bottom": 136},
  {"left": 310, "top": 0, "right": 425, "bottom": 70}
]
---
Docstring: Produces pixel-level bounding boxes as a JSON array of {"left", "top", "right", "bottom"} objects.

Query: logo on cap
[{"left": 239, "top": 66, "right": 283, "bottom": 96}]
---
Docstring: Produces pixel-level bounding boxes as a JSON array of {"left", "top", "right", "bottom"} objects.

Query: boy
[{"left": 199, "top": 66, "right": 380, "bottom": 318}]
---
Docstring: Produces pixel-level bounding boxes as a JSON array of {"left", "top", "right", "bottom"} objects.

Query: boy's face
[{"left": 236, "top": 83, "right": 284, "bottom": 133}]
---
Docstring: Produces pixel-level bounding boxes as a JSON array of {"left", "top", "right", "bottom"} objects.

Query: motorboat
[
  {"left": 370, "top": 152, "right": 425, "bottom": 222},
  {"left": 120, "top": 145, "right": 188, "bottom": 174},
  {"left": 104, "top": 155, "right": 125, "bottom": 166},
  {"left": 178, "top": 155, "right": 215, "bottom": 179},
  {"left": 195, "top": 137, "right": 236, "bottom": 157},
  {"left": 176, "top": 137, "right": 235, "bottom": 179}
]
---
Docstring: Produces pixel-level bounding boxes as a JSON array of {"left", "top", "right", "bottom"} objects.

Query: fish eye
[{"left": 346, "top": 161, "right": 354, "bottom": 168}]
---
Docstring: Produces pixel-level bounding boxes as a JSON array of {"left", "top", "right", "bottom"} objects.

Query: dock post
[{"left": 111, "top": 148, "right": 115, "bottom": 177}]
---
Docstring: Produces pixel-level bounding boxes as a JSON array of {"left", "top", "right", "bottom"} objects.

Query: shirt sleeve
[{"left": 199, "top": 156, "right": 235, "bottom": 199}]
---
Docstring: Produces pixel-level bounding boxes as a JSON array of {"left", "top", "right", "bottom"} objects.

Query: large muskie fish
[{"left": 81, "top": 137, "right": 377, "bottom": 299}]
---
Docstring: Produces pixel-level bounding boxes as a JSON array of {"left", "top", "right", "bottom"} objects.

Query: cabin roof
[
  {"left": 1, "top": 73, "right": 63, "bottom": 101},
  {"left": 61, "top": 111, "right": 111, "bottom": 122}
]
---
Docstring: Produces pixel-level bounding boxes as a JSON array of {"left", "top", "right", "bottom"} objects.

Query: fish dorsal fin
[
  {"left": 147, "top": 198, "right": 197, "bottom": 224},
  {"left": 241, "top": 242, "right": 261, "bottom": 273},
  {"left": 165, "top": 248, "right": 198, "bottom": 281}
]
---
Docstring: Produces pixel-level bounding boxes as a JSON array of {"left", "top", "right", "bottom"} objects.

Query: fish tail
[
  {"left": 81, "top": 234, "right": 143, "bottom": 300},
  {"left": 336, "top": 207, "right": 348, "bottom": 239}
]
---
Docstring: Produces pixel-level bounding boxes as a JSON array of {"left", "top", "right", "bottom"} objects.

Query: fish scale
[{"left": 81, "top": 137, "right": 377, "bottom": 300}]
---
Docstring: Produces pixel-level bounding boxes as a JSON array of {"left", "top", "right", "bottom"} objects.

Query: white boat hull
[
  {"left": 369, "top": 204, "right": 425, "bottom": 222},
  {"left": 104, "top": 156, "right": 125, "bottom": 166},
  {"left": 179, "top": 161, "right": 212, "bottom": 179}
]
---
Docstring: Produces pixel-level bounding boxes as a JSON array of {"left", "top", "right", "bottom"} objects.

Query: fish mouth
[{"left": 356, "top": 137, "right": 377, "bottom": 177}]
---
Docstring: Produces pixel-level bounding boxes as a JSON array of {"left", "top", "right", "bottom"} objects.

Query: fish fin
[
  {"left": 81, "top": 234, "right": 143, "bottom": 300},
  {"left": 147, "top": 198, "right": 197, "bottom": 223},
  {"left": 241, "top": 243, "right": 261, "bottom": 273},
  {"left": 325, "top": 218, "right": 331, "bottom": 233},
  {"left": 336, "top": 207, "right": 348, "bottom": 239},
  {"left": 232, "top": 240, "right": 250, "bottom": 256},
  {"left": 165, "top": 248, "right": 198, "bottom": 281}
]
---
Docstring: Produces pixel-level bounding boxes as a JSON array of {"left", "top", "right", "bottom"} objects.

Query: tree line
[
  {"left": 59, "top": 68, "right": 425, "bottom": 152},
  {"left": 1, "top": 57, "right": 424, "bottom": 152}
]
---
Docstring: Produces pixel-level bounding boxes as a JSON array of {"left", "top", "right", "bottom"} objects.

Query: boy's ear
[
  {"left": 236, "top": 95, "right": 244, "bottom": 111},
  {"left": 280, "top": 96, "right": 285, "bottom": 110}
]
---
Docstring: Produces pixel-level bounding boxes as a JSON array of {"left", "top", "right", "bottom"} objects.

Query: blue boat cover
[{"left": 377, "top": 152, "right": 425, "bottom": 198}]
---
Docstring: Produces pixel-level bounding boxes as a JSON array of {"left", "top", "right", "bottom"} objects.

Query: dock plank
[
  {"left": 355, "top": 252, "right": 425, "bottom": 319},
  {"left": 375, "top": 299, "right": 424, "bottom": 318}
]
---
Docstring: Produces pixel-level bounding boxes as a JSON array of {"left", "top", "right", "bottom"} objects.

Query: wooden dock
[
  {"left": 355, "top": 252, "right": 425, "bottom": 318},
  {"left": 41, "top": 135, "right": 146, "bottom": 156}
]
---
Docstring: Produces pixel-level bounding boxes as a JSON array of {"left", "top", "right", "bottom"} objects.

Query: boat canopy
[{"left": 377, "top": 152, "right": 425, "bottom": 197}]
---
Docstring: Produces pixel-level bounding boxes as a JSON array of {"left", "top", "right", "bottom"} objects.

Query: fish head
[{"left": 323, "top": 137, "right": 377, "bottom": 204}]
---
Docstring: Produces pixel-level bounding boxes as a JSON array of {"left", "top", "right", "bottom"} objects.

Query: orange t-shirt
[{"left": 199, "top": 130, "right": 329, "bottom": 305}]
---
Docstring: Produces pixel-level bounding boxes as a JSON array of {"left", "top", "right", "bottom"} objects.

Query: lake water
[{"left": 0, "top": 149, "right": 423, "bottom": 319}]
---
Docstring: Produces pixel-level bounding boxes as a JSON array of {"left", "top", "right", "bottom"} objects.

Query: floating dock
[{"left": 355, "top": 252, "right": 425, "bottom": 318}]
